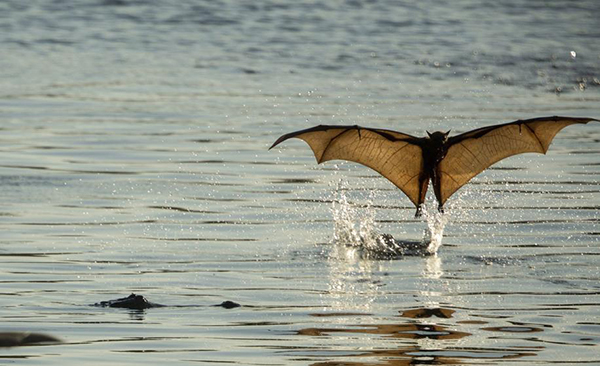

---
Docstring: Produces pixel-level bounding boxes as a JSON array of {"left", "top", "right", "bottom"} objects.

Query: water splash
[
  {"left": 331, "top": 184, "right": 378, "bottom": 247},
  {"left": 330, "top": 181, "right": 449, "bottom": 257},
  {"left": 420, "top": 203, "right": 451, "bottom": 254}
]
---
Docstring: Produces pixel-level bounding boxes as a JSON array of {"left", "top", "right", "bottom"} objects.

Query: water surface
[{"left": 1, "top": 0, "right": 599, "bottom": 364}]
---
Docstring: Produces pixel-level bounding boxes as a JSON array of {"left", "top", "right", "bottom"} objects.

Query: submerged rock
[
  {"left": 214, "top": 300, "right": 241, "bottom": 309},
  {"left": 0, "top": 332, "right": 61, "bottom": 347},
  {"left": 93, "top": 293, "right": 242, "bottom": 310},
  {"left": 94, "top": 293, "right": 164, "bottom": 310}
]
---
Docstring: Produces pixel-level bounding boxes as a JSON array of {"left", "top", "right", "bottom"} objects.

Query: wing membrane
[
  {"left": 437, "top": 116, "right": 597, "bottom": 204},
  {"left": 271, "top": 125, "right": 425, "bottom": 206}
]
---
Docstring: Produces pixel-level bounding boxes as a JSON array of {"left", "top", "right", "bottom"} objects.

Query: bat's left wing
[
  {"left": 270, "top": 125, "right": 426, "bottom": 207},
  {"left": 436, "top": 116, "right": 599, "bottom": 205}
]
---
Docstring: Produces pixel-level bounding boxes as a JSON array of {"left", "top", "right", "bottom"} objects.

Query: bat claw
[{"left": 415, "top": 207, "right": 423, "bottom": 218}]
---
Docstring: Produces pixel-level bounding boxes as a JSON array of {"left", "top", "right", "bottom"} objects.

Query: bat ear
[
  {"left": 426, "top": 131, "right": 432, "bottom": 138},
  {"left": 445, "top": 130, "right": 451, "bottom": 137}
]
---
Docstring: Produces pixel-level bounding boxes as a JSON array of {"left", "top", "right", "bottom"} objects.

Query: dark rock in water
[
  {"left": 0, "top": 332, "right": 61, "bottom": 347},
  {"left": 94, "top": 293, "right": 164, "bottom": 310},
  {"left": 93, "top": 294, "right": 242, "bottom": 310},
  {"left": 214, "top": 300, "right": 241, "bottom": 309}
]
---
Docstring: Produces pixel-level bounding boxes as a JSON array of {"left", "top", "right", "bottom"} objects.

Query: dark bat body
[{"left": 270, "top": 116, "right": 598, "bottom": 216}]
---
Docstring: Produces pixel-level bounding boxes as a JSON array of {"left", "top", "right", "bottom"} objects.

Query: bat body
[{"left": 270, "top": 116, "right": 598, "bottom": 217}]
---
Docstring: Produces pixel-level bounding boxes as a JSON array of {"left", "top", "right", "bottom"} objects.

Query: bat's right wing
[{"left": 270, "top": 125, "right": 425, "bottom": 207}]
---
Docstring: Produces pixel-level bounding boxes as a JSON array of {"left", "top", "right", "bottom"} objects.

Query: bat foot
[
  {"left": 414, "top": 207, "right": 423, "bottom": 218},
  {"left": 437, "top": 205, "right": 444, "bottom": 214}
]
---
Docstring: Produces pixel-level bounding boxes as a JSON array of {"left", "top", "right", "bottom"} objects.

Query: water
[{"left": 1, "top": 0, "right": 599, "bottom": 364}]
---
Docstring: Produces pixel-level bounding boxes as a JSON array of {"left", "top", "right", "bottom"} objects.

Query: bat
[{"left": 270, "top": 116, "right": 598, "bottom": 217}]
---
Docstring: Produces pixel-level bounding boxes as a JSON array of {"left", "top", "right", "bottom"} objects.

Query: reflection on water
[
  {"left": 326, "top": 242, "right": 384, "bottom": 311},
  {"left": 311, "top": 242, "right": 542, "bottom": 365},
  {"left": 298, "top": 307, "right": 541, "bottom": 365},
  {"left": 317, "top": 239, "right": 537, "bottom": 365},
  {"left": 306, "top": 232, "right": 600, "bottom": 366},
  {"left": 424, "top": 255, "right": 443, "bottom": 280},
  {"left": 400, "top": 308, "right": 454, "bottom": 319}
]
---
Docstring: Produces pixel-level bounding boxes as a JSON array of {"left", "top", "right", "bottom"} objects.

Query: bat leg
[
  {"left": 432, "top": 170, "right": 445, "bottom": 214},
  {"left": 414, "top": 174, "right": 429, "bottom": 218}
]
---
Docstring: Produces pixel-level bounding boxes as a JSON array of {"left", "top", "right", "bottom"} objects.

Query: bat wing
[
  {"left": 437, "top": 116, "right": 599, "bottom": 205},
  {"left": 270, "top": 125, "right": 425, "bottom": 207}
]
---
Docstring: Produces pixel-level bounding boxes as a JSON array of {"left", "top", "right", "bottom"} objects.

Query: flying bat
[{"left": 270, "top": 116, "right": 598, "bottom": 217}]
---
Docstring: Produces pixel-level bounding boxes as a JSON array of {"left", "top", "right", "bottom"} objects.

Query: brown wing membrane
[
  {"left": 437, "top": 116, "right": 598, "bottom": 205},
  {"left": 270, "top": 125, "right": 425, "bottom": 207}
]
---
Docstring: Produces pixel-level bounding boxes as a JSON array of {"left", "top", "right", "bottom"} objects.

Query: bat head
[{"left": 426, "top": 130, "right": 450, "bottom": 144}]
